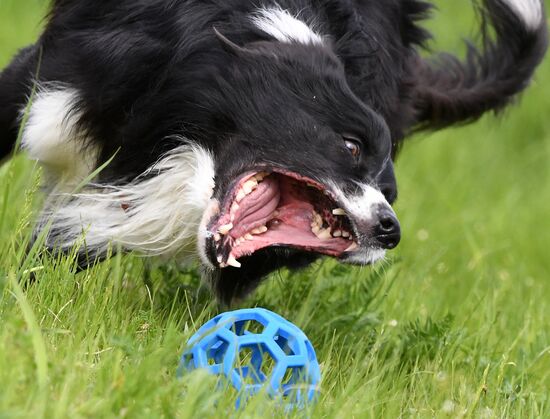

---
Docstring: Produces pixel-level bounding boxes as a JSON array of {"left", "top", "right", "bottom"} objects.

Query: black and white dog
[{"left": 0, "top": 0, "right": 546, "bottom": 302}]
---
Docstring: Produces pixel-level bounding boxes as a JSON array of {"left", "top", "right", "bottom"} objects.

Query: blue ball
[{"left": 180, "top": 308, "right": 321, "bottom": 407}]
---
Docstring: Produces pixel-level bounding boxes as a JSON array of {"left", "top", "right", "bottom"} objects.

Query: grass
[{"left": 1, "top": 1, "right": 549, "bottom": 417}]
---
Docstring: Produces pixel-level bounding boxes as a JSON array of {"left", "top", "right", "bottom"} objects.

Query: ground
[{"left": 1, "top": 1, "right": 549, "bottom": 417}]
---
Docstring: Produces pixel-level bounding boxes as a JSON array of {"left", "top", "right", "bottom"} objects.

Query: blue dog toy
[{"left": 180, "top": 308, "right": 321, "bottom": 407}]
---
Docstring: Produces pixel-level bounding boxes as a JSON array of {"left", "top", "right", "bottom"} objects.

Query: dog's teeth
[
  {"left": 332, "top": 208, "right": 346, "bottom": 216},
  {"left": 231, "top": 203, "right": 240, "bottom": 213},
  {"left": 332, "top": 230, "right": 342, "bottom": 238},
  {"left": 245, "top": 233, "right": 254, "bottom": 240},
  {"left": 219, "top": 262, "right": 228, "bottom": 268},
  {"left": 227, "top": 255, "right": 241, "bottom": 268},
  {"left": 345, "top": 242, "right": 359, "bottom": 252},
  {"left": 217, "top": 255, "right": 223, "bottom": 263},
  {"left": 273, "top": 210, "right": 280, "bottom": 217},
  {"left": 342, "top": 231, "right": 350, "bottom": 238},
  {"left": 255, "top": 172, "right": 269, "bottom": 182},
  {"left": 243, "top": 179, "right": 258, "bottom": 195},
  {"left": 214, "top": 233, "right": 221, "bottom": 242},
  {"left": 311, "top": 225, "right": 320, "bottom": 234},
  {"left": 218, "top": 223, "right": 233, "bottom": 235},
  {"left": 236, "top": 190, "right": 246, "bottom": 202},
  {"left": 313, "top": 212, "right": 323, "bottom": 226},
  {"left": 252, "top": 226, "right": 267, "bottom": 234},
  {"left": 251, "top": 225, "right": 268, "bottom": 235},
  {"left": 259, "top": 225, "right": 268, "bottom": 233},
  {"left": 316, "top": 228, "right": 332, "bottom": 241}
]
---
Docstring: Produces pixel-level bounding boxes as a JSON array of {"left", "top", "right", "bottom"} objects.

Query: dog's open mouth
[{"left": 208, "top": 170, "right": 359, "bottom": 268}]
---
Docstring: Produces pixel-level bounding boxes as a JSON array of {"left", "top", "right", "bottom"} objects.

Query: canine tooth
[
  {"left": 243, "top": 179, "right": 258, "bottom": 194},
  {"left": 218, "top": 223, "right": 233, "bottom": 235},
  {"left": 245, "top": 234, "right": 254, "bottom": 240},
  {"left": 332, "top": 230, "right": 342, "bottom": 238},
  {"left": 227, "top": 256, "right": 241, "bottom": 268},
  {"left": 316, "top": 228, "right": 332, "bottom": 241},
  {"left": 345, "top": 242, "right": 359, "bottom": 252},
  {"left": 236, "top": 190, "right": 246, "bottom": 202},
  {"left": 342, "top": 231, "right": 350, "bottom": 238},
  {"left": 332, "top": 208, "right": 346, "bottom": 216}
]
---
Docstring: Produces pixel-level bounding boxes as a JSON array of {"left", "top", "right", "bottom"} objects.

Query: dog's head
[{"left": 194, "top": 30, "right": 400, "bottom": 302}]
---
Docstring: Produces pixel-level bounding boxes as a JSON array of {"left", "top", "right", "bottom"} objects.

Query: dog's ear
[
  {"left": 410, "top": 0, "right": 547, "bottom": 131},
  {"left": 213, "top": 28, "right": 258, "bottom": 57}
]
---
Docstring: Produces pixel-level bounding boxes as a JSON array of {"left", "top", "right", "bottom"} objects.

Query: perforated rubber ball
[{"left": 180, "top": 308, "right": 321, "bottom": 406}]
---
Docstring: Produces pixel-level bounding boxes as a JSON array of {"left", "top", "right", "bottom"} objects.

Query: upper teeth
[
  {"left": 255, "top": 172, "right": 269, "bottom": 182},
  {"left": 242, "top": 179, "right": 258, "bottom": 195},
  {"left": 332, "top": 208, "right": 346, "bottom": 216},
  {"left": 311, "top": 211, "right": 353, "bottom": 241},
  {"left": 251, "top": 225, "right": 268, "bottom": 235},
  {"left": 236, "top": 190, "right": 246, "bottom": 202},
  {"left": 218, "top": 223, "right": 233, "bottom": 235},
  {"left": 235, "top": 173, "right": 270, "bottom": 203}
]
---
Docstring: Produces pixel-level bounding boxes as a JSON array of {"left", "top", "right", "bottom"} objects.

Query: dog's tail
[
  {"left": 0, "top": 45, "right": 39, "bottom": 162},
  {"left": 413, "top": 0, "right": 547, "bottom": 129}
]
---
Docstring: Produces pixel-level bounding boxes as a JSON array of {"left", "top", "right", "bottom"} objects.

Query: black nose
[{"left": 373, "top": 207, "right": 401, "bottom": 249}]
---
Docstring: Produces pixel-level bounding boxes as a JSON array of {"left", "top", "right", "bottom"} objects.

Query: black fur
[
  {"left": 0, "top": 45, "right": 40, "bottom": 161},
  {"left": 0, "top": 0, "right": 547, "bottom": 303}
]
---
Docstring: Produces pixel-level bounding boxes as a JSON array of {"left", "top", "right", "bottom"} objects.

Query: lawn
[{"left": 1, "top": 1, "right": 549, "bottom": 417}]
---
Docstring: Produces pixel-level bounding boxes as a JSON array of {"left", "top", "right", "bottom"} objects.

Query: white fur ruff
[{"left": 40, "top": 144, "right": 216, "bottom": 261}]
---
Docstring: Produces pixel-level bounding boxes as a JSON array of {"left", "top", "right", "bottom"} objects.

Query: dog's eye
[{"left": 343, "top": 135, "right": 361, "bottom": 158}]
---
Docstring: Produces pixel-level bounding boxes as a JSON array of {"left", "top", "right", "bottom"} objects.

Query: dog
[{"left": 0, "top": 0, "right": 546, "bottom": 303}]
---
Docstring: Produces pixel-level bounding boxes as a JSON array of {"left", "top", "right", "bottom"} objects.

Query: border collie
[{"left": 0, "top": 0, "right": 547, "bottom": 303}]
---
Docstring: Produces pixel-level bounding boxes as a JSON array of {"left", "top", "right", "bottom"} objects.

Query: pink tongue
[{"left": 230, "top": 177, "right": 281, "bottom": 238}]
